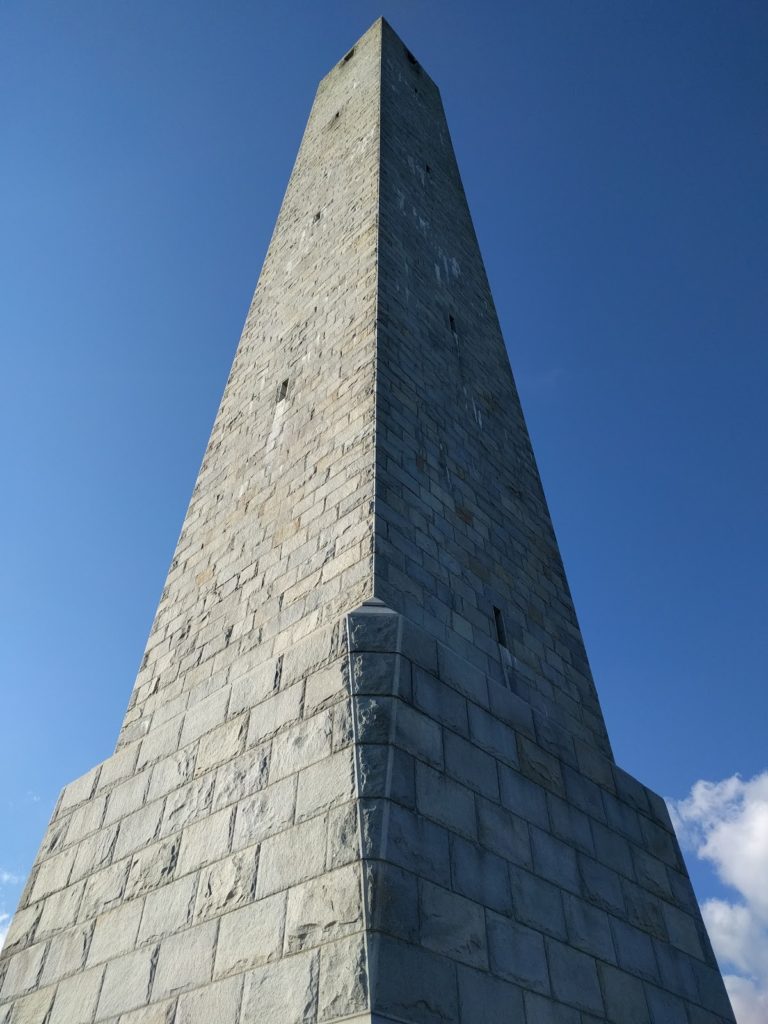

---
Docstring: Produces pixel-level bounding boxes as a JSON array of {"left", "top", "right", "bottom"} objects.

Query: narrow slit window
[
  {"left": 277, "top": 379, "right": 289, "bottom": 403},
  {"left": 449, "top": 314, "right": 456, "bottom": 333},
  {"left": 405, "top": 48, "right": 418, "bottom": 66},
  {"left": 314, "top": 211, "right": 321, "bottom": 222},
  {"left": 342, "top": 47, "right": 355, "bottom": 64},
  {"left": 493, "top": 607, "right": 508, "bottom": 648}
]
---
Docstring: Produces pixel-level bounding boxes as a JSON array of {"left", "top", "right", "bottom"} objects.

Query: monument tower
[{"left": 1, "top": 20, "right": 734, "bottom": 1024}]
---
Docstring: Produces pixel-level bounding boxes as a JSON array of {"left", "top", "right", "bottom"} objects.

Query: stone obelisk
[{"left": 0, "top": 19, "right": 734, "bottom": 1024}]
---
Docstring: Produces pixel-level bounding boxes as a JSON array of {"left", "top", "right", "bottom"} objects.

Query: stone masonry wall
[
  {"left": 348, "top": 601, "right": 735, "bottom": 1024},
  {"left": 0, "top": 22, "right": 386, "bottom": 1024},
  {"left": 116, "top": 16, "right": 382, "bottom": 752},
  {"left": 375, "top": 23, "right": 612, "bottom": 761}
]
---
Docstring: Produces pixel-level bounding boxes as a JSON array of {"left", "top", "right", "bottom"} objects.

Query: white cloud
[
  {"left": 0, "top": 870, "right": 21, "bottom": 886},
  {"left": 670, "top": 770, "right": 768, "bottom": 1024}
]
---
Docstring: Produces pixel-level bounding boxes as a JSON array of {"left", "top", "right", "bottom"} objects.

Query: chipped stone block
[
  {"left": 284, "top": 863, "right": 363, "bottom": 953},
  {"left": 232, "top": 776, "right": 296, "bottom": 850},
  {"left": 194, "top": 848, "right": 258, "bottom": 921},
  {"left": 318, "top": 933, "right": 368, "bottom": 1021}
]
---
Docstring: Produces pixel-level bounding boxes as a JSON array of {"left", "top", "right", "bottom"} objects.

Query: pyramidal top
[{"left": 0, "top": 19, "right": 734, "bottom": 1024}]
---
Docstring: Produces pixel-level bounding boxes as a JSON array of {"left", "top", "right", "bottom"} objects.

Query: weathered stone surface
[
  {"left": 232, "top": 776, "right": 296, "bottom": 850},
  {"left": 318, "top": 934, "right": 368, "bottom": 1021},
  {"left": 193, "top": 848, "right": 258, "bottom": 920},
  {"left": 285, "top": 864, "right": 363, "bottom": 953}
]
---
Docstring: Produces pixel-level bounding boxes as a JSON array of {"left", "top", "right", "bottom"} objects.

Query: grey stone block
[
  {"left": 47, "top": 964, "right": 103, "bottom": 1024},
  {"left": 138, "top": 872, "right": 197, "bottom": 945},
  {"left": 152, "top": 919, "right": 217, "bottom": 1000},
  {"left": 563, "top": 893, "right": 615, "bottom": 962},
  {"left": 2, "top": 987, "right": 55, "bottom": 1024},
  {"left": 467, "top": 704, "right": 519, "bottom": 767},
  {"left": 349, "top": 652, "right": 412, "bottom": 699},
  {"left": 123, "top": 837, "right": 178, "bottom": 901},
  {"left": 578, "top": 853, "right": 625, "bottom": 915},
  {"left": 591, "top": 819, "right": 634, "bottom": 878},
  {"left": 232, "top": 775, "right": 296, "bottom": 850},
  {"left": 241, "top": 951, "right": 319, "bottom": 1024},
  {"left": 358, "top": 745, "right": 415, "bottom": 807},
  {"left": 523, "top": 991, "right": 580, "bottom": 1024},
  {"left": 451, "top": 835, "right": 512, "bottom": 915},
  {"left": 0, "top": 944, "right": 47, "bottom": 1001},
  {"left": 214, "top": 893, "right": 286, "bottom": 977},
  {"left": 416, "top": 762, "right": 476, "bottom": 839},
  {"left": 443, "top": 731, "right": 498, "bottom": 799},
  {"left": 486, "top": 911, "right": 549, "bottom": 994},
  {"left": 176, "top": 975, "right": 243, "bottom": 1024},
  {"left": 284, "top": 863, "right": 363, "bottom": 953},
  {"left": 611, "top": 919, "right": 659, "bottom": 983},
  {"left": 622, "top": 879, "right": 668, "bottom": 940},
  {"left": 194, "top": 848, "right": 258, "bottom": 920},
  {"left": 296, "top": 747, "right": 356, "bottom": 822},
  {"left": 420, "top": 880, "right": 487, "bottom": 968},
  {"left": 318, "top": 933, "right": 368, "bottom": 1021},
  {"left": 517, "top": 737, "right": 565, "bottom": 798},
  {"left": 487, "top": 682, "right": 535, "bottom": 739},
  {"left": 498, "top": 764, "right": 549, "bottom": 829},
  {"left": 414, "top": 667, "right": 468, "bottom": 735},
  {"left": 546, "top": 794, "right": 593, "bottom": 854},
  {"left": 436, "top": 644, "right": 489, "bottom": 707},
  {"left": 365, "top": 862, "right": 419, "bottom": 942},
  {"left": 257, "top": 814, "right": 327, "bottom": 897},
  {"left": 457, "top": 964, "right": 524, "bottom": 1023},
  {"left": 597, "top": 962, "right": 650, "bottom": 1023},
  {"left": 531, "top": 828, "right": 580, "bottom": 894},
  {"left": 96, "top": 946, "right": 155, "bottom": 1017},
  {"left": 368, "top": 934, "right": 458, "bottom": 1024},
  {"left": 86, "top": 900, "right": 142, "bottom": 966},
  {"left": 476, "top": 797, "right": 531, "bottom": 867},
  {"left": 644, "top": 984, "right": 688, "bottom": 1024},
  {"left": 363, "top": 801, "right": 451, "bottom": 888},
  {"left": 509, "top": 865, "right": 566, "bottom": 939},
  {"left": 355, "top": 696, "right": 443, "bottom": 769},
  {"left": 546, "top": 939, "right": 604, "bottom": 1015}
]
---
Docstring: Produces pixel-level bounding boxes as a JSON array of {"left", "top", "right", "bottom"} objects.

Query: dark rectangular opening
[
  {"left": 342, "top": 47, "right": 355, "bottom": 64},
  {"left": 277, "top": 379, "right": 289, "bottom": 403},
  {"left": 493, "top": 607, "right": 508, "bottom": 648},
  {"left": 449, "top": 314, "right": 456, "bottom": 333}
]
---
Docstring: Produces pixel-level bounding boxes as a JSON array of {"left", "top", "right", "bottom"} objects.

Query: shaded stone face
[{"left": 0, "top": 18, "right": 734, "bottom": 1024}]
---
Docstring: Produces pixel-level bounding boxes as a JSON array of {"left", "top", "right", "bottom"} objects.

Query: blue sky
[{"left": 1, "top": 2, "right": 766, "bottom": 1016}]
